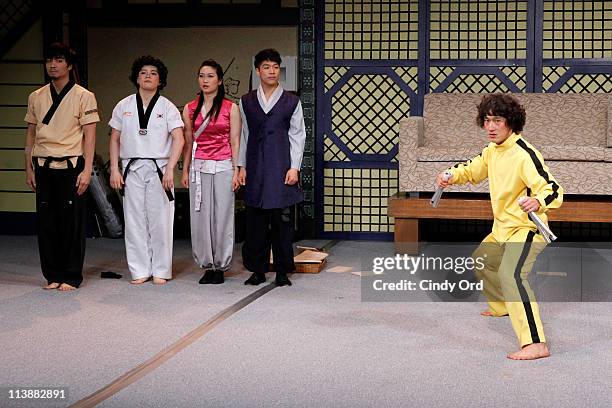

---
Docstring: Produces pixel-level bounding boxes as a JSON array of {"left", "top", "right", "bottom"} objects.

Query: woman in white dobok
[
  {"left": 109, "top": 55, "right": 184, "bottom": 285},
  {"left": 181, "top": 60, "right": 240, "bottom": 284}
]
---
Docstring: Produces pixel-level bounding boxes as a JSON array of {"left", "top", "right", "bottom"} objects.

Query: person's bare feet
[
  {"left": 507, "top": 343, "right": 550, "bottom": 360},
  {"left": 130, "top": 278, "right": 148, "bottom": 285},
  {"left": 152, "top": 277, "right": 167, "bottom": 285},
  {"left": 58, "top": 283, "right": 77, "bottom": 291},
  {"left": 43, "top": 282, "right": 60, "bottom": 290}
]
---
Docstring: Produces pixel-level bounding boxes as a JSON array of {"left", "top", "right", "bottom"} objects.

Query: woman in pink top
[{"left": 181, "top": 60, "right": 240, "bottom": 284}]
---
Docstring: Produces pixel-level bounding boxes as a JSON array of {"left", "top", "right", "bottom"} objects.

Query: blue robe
[{"left": 241, "top": 90, "right": 303, "bottom": 209}]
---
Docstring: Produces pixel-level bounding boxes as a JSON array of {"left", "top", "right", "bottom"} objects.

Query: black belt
[
  {"left": 121, "top": 158, "right": 174, "bottom": 202},
  {"left": 33, "top": 155, "right": 82, "bottom": 169}
]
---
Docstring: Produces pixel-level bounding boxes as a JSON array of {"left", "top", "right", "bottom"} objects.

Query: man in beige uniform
[{"left": 24, "top": 43, "right": 99, "bottom": 291}]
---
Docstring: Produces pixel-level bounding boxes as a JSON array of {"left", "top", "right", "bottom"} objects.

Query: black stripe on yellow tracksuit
[{"left": 448, "top": 132, "right": 564, "bottom": 347}]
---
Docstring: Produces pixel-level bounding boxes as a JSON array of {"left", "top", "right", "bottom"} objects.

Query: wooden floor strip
[
  {"left": 71, "top": 240, "right": 337, "bottom": 408},
  {"left": 69, "top": 282, "right": 276, "bottom": 408}
]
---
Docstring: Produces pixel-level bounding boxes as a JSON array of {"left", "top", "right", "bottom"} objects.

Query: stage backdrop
[
  {"left": 316, "top": 0, "right": 612, "bottom": 240},
  {"left": 0, "top": 20, "right": 44, "bottom": 214},
  {"left": 87, "top": 26, "right": 298, "bottom": 161}
]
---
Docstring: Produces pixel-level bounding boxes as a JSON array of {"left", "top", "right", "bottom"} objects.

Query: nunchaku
[
  {"left": 518, "top": 196, "right": 558, "bottom": 243},
  {"left": 430, "top": 171, "right": 452, "bottom": 208},
  {"left": 429, "top": 173, "right": 558, "bottom": 243}
]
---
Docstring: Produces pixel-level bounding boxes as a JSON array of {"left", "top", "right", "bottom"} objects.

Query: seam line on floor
[
  {"left": 70, "top": 240, "right": 336, "bottom": 407},
  {"left": 69, "top": 282, "right": 276, "bottom": 408}
]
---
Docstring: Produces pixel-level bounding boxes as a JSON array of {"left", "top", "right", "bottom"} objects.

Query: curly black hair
[
  {"left": 476, "top": 93, "right": 526, "bottom": 133},
  {"left": 254, "top": 48, "right": 282, "bottom": 69},
  {"left": 129, "top": 55, "right": 168, "bottom": 90}
]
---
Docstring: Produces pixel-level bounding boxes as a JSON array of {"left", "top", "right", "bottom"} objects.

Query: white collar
[{"left": 257, "top": 83, "right": 283, "bottom": 113}]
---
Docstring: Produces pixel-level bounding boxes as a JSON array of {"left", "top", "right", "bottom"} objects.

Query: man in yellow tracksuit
[{"left": 436, "top": 93, "right": 563, "bottom": 360}]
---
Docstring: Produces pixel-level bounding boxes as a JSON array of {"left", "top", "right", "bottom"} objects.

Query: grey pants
[{"left": 189, "top": 168, "right": 234, "bottom": 271}]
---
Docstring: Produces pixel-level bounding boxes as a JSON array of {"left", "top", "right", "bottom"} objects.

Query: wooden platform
[{"left": 388, "top": 192, "right": 612, "bottom": 252}]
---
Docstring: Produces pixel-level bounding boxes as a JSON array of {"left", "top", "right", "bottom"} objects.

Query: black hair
[
  {"left": 44, "top": 42, "right": 79, "bottom": 84},
  {"left": 129, "top": 55, "right": 168, "bottom": 90},
  {"left": 44, "top": 42, "right": 76, "bottom": 65},
  {"left": 192, "top": 60, "right": 225, "bottom": 126},
  {"left": 476, "top": 93, "right": 526, "bottom": 133},
  {"left": 254, "top": 48, "right": 282, "bottom": 69}
]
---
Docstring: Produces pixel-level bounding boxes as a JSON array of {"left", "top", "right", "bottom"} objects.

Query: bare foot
[
  {"left": 130, "top": 278, "right": 148, "bottom": 285},
  {"left": 152, "top": 277, "right": 167, "bottom": 285},
  {"left": 43, "top": 282, "right": 60, "bottom": 290},
  {"left": 480, "top": 310, "right": 508, "bottom": 317},
  {"left": 58, "top": 283, "right": 77, "bottom": 291},
  {"left": 507, "top": 343, "right": 550, "bottom": 360}
]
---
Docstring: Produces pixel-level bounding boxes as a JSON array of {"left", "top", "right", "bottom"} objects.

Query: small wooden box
[
  {"left": 295, "top": 259, "right": 327, "bottom": 274},
  {"left": 270, "top": 248, "right": 329, "bottom": 274}
]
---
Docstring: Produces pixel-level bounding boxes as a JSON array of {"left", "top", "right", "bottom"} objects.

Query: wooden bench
[{"left": 388, "top": 192, "right": 612, "bottom": 253}]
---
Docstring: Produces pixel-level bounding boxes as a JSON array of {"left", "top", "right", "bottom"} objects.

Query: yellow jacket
[{"left": 448, "top": 133, "right": 564, "bottom": 242}]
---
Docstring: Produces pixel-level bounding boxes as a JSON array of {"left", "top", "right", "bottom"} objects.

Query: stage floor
[{"left": 1, "top": 236, "right": 611, "bottom": 407}]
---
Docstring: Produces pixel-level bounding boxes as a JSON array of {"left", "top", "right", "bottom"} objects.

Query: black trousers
[
  {"left": 242, "top": 205, "right": 295, "bottom": 275},
  {"left": 34, "top": 158, "right": 87, "bottom": 287}
]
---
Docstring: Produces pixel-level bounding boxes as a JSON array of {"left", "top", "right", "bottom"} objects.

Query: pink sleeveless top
[{"left": 186, "top": 97, "right": 233, "bottom": 161}]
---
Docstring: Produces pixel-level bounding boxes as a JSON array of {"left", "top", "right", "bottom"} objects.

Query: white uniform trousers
[
  {"left": 124, "top": 161, "right": 174, "bottom": 279},
  {"left": 189, "top": 167, "right": 234, "bottom": 271}
]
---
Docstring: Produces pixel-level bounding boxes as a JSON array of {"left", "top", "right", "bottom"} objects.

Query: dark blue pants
[{"left": 242, "top": 205, "right": 295, "bottom": 275}]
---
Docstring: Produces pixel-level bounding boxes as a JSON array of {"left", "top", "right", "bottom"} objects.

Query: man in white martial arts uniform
[{"left": 109, "top": 55, "right": 184, "bottom": 284}]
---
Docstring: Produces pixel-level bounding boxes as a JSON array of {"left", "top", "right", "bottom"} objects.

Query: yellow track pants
[{"left": 473, "top": 229, "right": 547, "bottom": 347}]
